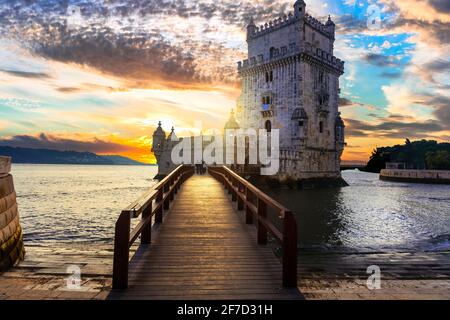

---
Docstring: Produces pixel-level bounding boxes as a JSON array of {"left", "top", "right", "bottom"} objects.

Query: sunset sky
[{"left": 0, "top": 0, "right": 449, "bottom": 163}]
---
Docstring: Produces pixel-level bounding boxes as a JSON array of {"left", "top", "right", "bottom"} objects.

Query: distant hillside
[{"left": 0, "top": 146, "right": 148, "bottom": 166}]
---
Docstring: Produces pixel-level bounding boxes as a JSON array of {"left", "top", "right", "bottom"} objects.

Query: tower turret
[
  {"left": 326, "top": 15, "right": 336, "bottom": 38},
  {"left": 152, "top": 121, "right": 166, "bottom": 163},
  {"left": 294, "top": 0, "right": 306, "bottom": 19},
  {"left": 246, "top": 18, "right": 256, "bottom": 41},
  {"left": 224, "top": 109, "right": 240, "bottom": 130}
]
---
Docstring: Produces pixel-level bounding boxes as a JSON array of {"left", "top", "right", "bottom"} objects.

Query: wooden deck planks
[{"left": 108, "top": 175, "right": 303, "bottom": 300}]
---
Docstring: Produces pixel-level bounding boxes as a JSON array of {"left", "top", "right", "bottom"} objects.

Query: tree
[{"left": 426, "top": 151, "right": 450, "bottom": 170}]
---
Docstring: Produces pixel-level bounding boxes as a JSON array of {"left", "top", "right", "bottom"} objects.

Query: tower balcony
[{"left": 261, "top": 104, "right": 274, "bottom": 117}]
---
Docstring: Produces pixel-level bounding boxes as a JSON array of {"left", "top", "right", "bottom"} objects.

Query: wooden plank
[{"left": 110, "top": 174, "right": 302, "bottom": 300}]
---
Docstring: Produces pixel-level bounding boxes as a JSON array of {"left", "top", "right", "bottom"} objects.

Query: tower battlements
[
  {"left": 248, "top": 12, "right": 334, "bottom": 40},
  {"left": 237, "top": 42, "right": 344, "bottom": 75},
  {"left": 241, "top": 1, "right": 343, "bottom": 77}
]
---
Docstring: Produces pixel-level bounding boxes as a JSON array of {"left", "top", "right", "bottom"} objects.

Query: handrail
[
  {"left": 208, "top": 166, "right": 298, "bottom": 287},
  {"left": 112, "top": 165, "right": 195, "bottom": 289}
]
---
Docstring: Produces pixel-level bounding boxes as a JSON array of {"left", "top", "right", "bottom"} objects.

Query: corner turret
[
  {"left": 294, "top": 0, "right": 306, "bottom": 19},
  {"left": 152, "top": 121, "right": 166, "bottom": 163},
  {"left": 326, "top": 15, "right": 336, "bottom": 38},
  {"left": 247, "top": 18, "right": 256, "bottom": 41}
]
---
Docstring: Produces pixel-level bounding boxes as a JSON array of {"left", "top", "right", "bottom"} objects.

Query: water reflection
[{"left": 263, "top": 170, "right": 450, "bottom": 252}]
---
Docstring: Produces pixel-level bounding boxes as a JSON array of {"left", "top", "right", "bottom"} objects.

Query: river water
[{"left": 11, "top": 165, "right": 450, "bottom": 252}]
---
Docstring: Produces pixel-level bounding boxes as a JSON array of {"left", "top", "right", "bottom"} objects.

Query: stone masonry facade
[{"left": 236, "top": 0, "right": 346, "bottom": 181}]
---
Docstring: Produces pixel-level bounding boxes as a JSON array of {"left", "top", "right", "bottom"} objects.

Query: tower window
[
  {"left": 265, "top": 72, "right": 269, "bottom": 83},
  {"left": 265, "top": 120, "right": 272, "bottom": 133},
  {"left": 270, "top": 71, "right": 273, "bottom": 82},
  {"left": 298, "top": 121, "right": 304, "bottom": 127},
  {"left": 319, "top": 121, "right": 324, "bottom": 133}
]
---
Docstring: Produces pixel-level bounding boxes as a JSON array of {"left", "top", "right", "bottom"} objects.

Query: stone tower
[{"left": 236, "top": 1, "right": 346, "bottom": 185}]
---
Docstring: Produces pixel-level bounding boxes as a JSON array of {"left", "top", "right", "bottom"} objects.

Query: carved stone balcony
[{"left": 261, "top": 104, "right": 274, "bottom": 117}]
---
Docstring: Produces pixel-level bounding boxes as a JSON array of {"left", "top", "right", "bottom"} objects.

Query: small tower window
[
  {"left": 298, "top": 121, "right": 304, "bottom": 127},
  {"left": 270, "top": 71, "right": 273, "bottom": 82},
  {"left": 265, "top": 120, "right": 272, "bottom": 133},
  {"left": 319, "top": 121, "right": 324, "bottom": 133},
  {"left": 265, "top": 72, "right": 269, "bottom": 83}
]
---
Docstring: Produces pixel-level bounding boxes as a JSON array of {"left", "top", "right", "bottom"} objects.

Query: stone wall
[
  {"left": 380, "top": 169, "right": 450, "bottom": 184},
  {"left": 0, "top": 156, "right": 25, "bottom": 271}
]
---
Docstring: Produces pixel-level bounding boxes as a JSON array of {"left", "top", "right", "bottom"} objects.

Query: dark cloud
[
  {"left": 363, "top": 53, "right": 403, "bottom": 67},
  {"left": 344, "top": 118, "right": 444, "bottom": 138},
  {"left": 428, "top": 0, "right": 450, "bottom": 13},
  {"left": 56, "top": 87, "right": 81, "bottom": 93},
  {"left": 424, "top": 59, "right": 450, "bottom": 71},
  {"left": 338, "top": 97, "right": 354, "bottom": 107},
  {"left": 0, "top": 0, "right": 299, "bottom": 89},
  {"left": 428, "top": 94, "right": 450, "bottom": 129},
  {"left": 0, "top": 69, "right": 52, "bottom": 79},
  {"left": 0, "top": 133, "right": 138, "bottom": 154},
  {"left": 380, "top": 71, "right": 402, "bottom": 79}
]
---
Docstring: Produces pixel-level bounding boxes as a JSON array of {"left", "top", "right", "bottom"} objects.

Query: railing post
[
  {"left": 237, "top": 182, "right": 244, "bottom": 210},
  {"left": 155, "top": 188, "right": 163, "bottom": 223},
  {"left": 231, "top": 178, "right": 237, "bottom": 202},
  {"left": 169, "top": 177, "right": 175, "bottom": 201},
  {"left": 245, "top": 187, "right": 253, "bottom": 224},
  {"left": 112, "top": 212, "right": 130, "bottom": 289},
  {"left": 257, "top": 198, "right": 268, "bottom": 245},
  {"left": 282, "top": 211, "right": 298, "bottom": 287},
  {"left": 141, "top": 203, "right": 152, "bottom": 245},
  {"left": 163, "top": 182, "right": 170, "bottom": 210}
]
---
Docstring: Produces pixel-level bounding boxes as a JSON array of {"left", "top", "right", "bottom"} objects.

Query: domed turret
[
  {"left": 247, "top": 18, "right": 256, "bottom": 41},
  {"left": 326, "top": 15, "right": 336, "bottom": 36},
  {"left": 152, "top": 121, "right": 166, "bottom": 162},
  {"left": 224, "top": 109, "right": 240, "bottom": 130},
  {"left": 294, "top": 0, "right": 306, "bottom": 19},
  {"left": 167, "top": 127, "right": 177, "bottom": 142}
]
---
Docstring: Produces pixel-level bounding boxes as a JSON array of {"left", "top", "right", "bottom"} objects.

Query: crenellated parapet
[
  {"left": 248, "top": 13, "right": 297, "bottom": 40},
  {"left": 247, "top": 11, "right": 335, "bottom": 41},
  {"left": 304, "top": 13, "right": 335, "bottom": 38},
  {"left": 237, "top": 42, "right": 344, "bottom": 75}
]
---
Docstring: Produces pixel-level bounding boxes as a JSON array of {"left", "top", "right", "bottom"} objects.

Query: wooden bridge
[{"left": 108, "top": 165, "right": 302, "bottom": 300}]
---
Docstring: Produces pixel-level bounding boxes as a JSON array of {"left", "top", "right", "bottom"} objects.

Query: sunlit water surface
[{"left": 11, "top": 165, "right": 450, "bottom": 252}]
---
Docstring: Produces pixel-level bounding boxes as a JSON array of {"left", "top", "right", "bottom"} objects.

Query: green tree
[{"left": 426, "top": 151, "right": 450, "bottom": 170}]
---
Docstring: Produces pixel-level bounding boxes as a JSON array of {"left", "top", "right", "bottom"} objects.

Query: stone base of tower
[{"left": 250, "top": 174, "right": 348, "bottom": 190}]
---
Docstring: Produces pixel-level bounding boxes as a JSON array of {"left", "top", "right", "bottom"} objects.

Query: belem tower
[{"left": 152, "top": 0, "right": 347, "bottom": 187}]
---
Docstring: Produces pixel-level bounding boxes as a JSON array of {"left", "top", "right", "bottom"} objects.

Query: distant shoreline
[
  {"left": 0, "top": 146, "right": 151, "bottom": 166},
  {"left": 11, "top": 162, "right": 156, "bottom": 166}
]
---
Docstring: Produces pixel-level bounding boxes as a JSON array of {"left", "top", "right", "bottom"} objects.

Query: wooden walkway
[{"left": 108, "top": 175, "right": 302, "bottom": 300}]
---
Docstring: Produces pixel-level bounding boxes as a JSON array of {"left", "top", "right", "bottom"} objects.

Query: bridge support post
[
  {"left": 112, "top": 212, "right": 130, "bottom": 289},
  {"left": 257, "top": 199, "right": 268, "bottom": 245},
  {"left": 282, "top": 211, "right": 298, "bottom": 287},
  {"left": 141, "top": 203, "right": 152, "bottom": 245}
]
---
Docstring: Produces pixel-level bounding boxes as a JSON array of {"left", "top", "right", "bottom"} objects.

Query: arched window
[
  {"left": 265, "top": 120, "right": 272, "bottom": 133},
  {"left": 270, "top": 47, "right": 276, "bottom": 59}
]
